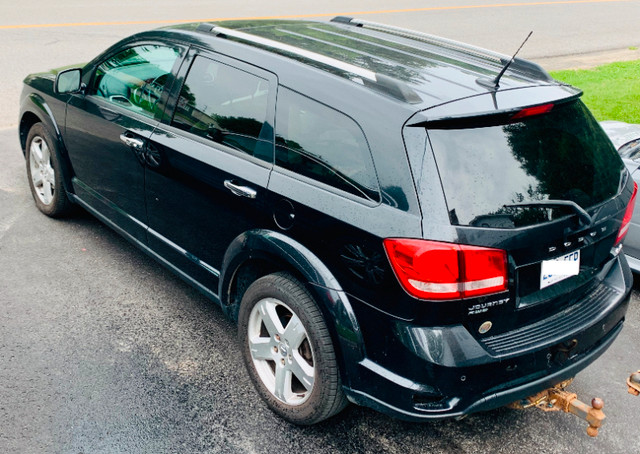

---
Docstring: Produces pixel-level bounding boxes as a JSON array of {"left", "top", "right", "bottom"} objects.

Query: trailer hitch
[
  {"left": 628, "top": 371, "right": 640, "bottom": 396},
  {"left": 509, "top": 379, "right": 605, "bottom": 437}
]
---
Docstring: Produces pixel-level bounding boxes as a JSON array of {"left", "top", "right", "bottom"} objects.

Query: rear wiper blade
[{"left": 503, "top": 200, "right": 592, "bottom": 227}]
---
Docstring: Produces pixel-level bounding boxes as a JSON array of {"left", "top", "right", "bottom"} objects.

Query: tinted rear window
[{"left": 427, "top": 101, "right": 624, "bottom": 228}]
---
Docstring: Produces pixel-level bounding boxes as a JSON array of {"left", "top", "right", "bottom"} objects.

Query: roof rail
[
  {"left": 197, "top": 23, "right": 422, "bottom": 104},
  {"left": 208, "top": 24, "right": 376, "bottom": 81},
  {"left": 332, "top": 17, "right": 508, "bottom": 62},
  {"left": 332, "top": 17, "right": 552, "bottom": 82}
]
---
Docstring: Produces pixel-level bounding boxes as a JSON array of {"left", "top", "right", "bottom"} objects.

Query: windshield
[{"left": 427, "top": 100, "right": 624, "bottom": 228}]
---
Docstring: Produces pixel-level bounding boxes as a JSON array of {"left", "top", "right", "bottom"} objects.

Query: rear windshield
[{"left": 426, "top": 101, "right": 624, "bottom": 228}]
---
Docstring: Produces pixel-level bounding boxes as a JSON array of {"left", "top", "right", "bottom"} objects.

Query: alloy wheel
[
  {"left": 29, "top": 136, "right": 56, "bottom": 205},
  {"left": 247, "top": 297, "right": 315, "bottom": 406}
]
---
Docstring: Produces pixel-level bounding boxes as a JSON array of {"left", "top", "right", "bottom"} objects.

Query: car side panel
[
  {"left": 143, "top": 49, "right": 277, "bottom": 293},
  {"left": 19, "top": 92, "right": 63, "bottom": 148},
  {"left": 144, "top": 125, "right": 273, "bottom": 292},
  {"left": 19, "top": 89, "right": 77, "bottom": 196},
  {"left": 64, "top": 95, "right": 154, "bottom": 243}
]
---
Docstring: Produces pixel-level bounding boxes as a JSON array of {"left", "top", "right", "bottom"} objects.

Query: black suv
[{"left": 19, "top": 17, "right": 635, "bottom": 425}]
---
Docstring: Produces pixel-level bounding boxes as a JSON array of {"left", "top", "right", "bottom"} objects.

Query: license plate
[{"left": 540, "top": 250, "right": 580, "bottom": 289}]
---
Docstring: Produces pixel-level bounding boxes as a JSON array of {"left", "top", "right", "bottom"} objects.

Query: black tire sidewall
[
  {"left": 238, "top": 272, "right": 344, "bottom": 425},
  {"left": 25, "top": 123, "right": 69, "bottom": 217}
]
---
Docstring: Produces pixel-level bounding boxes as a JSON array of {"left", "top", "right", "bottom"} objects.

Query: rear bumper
[
  {"left": 345, "top": 319, "right": 623, "bottom": 421},
  {"left": 343, "top": 253, "right": 632, "bottom": 421}
]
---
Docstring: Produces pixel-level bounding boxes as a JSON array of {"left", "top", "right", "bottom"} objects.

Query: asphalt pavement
[
  {"left": 1, "top": 1, "right": 640, "bottom": 453},
  {"left": 1, "top": 126, "right": 639, "bottom": 452}
]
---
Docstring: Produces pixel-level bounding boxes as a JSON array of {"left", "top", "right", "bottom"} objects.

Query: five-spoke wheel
[
  {"left": 247, "top": 297, "right": 316, "bottom": 406},
  {"left": 29, "top": 134, "right": 56, "bottom": 205},
  {"left": 239, "top": 272, "right": 347, "bottom": 424},
  {"left": 25, "top": 123, "right": 71, "bottom": 217}
]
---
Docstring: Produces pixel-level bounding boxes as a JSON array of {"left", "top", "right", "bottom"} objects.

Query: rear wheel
[
  {"left": 238, "top": 272, "right": 347, "bottom": 425},
  {"left": 25, "top": 123, "right": 71, "bottom": 217}
]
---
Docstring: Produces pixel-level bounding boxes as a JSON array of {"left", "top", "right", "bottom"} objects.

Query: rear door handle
[
  {"left": 224, "top": 180, "right": 257, "bottom": 199},
  {"left": 120, "top": 132, "right": 145, "bottom": 150}
]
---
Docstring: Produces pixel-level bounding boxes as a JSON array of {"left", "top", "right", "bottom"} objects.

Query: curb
[{"left": 535, "top": 47, "right": 640, "bottom": 71}]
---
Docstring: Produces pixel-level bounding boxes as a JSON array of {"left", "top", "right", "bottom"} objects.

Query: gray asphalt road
[
  {"left": 2, "top": 1, "right": 640, "bottom": 453},
  {"left": 1, "top": 126, "right": 640, "bottom": 451}
]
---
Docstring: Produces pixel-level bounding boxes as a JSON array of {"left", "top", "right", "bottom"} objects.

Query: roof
[{"left": 163, "top": 18, "right": 558, "bottom": 108}]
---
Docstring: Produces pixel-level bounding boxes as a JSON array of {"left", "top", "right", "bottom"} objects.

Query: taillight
[
  {"left": 615, "top": 181, "right": 638, "bottom": 245},
  {"left": 383, "top": 239, "right": 508, "bottom": 300},
  {"left": 511, "top": 103, "right": 554, "bottom": 120}
]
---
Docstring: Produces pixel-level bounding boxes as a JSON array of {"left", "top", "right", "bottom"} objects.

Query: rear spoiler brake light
[{"left": 408, "top": 97, "right": 580, "bottom": 130}]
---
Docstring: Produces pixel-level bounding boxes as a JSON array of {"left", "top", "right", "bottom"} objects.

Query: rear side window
[
  {"left": 275, "top": 88, "right": 379, "bottom": 202},
  {"left": 425, "top": 101, "right": 624, "bottom": 228},
  {"left": 172, "top": 56, "right": 272, "bottom": 161}
]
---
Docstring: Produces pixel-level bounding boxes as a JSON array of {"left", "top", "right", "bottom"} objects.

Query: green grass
[{"left": 550, "top": 59, "right": 640, "bottom": 124}]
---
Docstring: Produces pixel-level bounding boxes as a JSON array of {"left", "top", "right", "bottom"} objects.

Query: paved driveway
[{"left": 2, "top": 1, "right": 640, "bottom": 452}]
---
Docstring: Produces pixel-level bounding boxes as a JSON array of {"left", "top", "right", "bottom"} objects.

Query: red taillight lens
[
  {"left": 383, "top": 239, "right": 508, "bottom": 300},
  {"left": 511, "top": 103, "right": 554, "bottom": 120},
  {"left": 460, "top": 246, "right": 509, "bottom": 297},
  {"left": 615, "top": 182, "right": 638, "bottom": 245}
]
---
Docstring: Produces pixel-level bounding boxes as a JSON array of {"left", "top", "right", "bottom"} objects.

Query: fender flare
[
  {"left": 21, "top": 93, "right": 62, "bottom": 144},
  {"left": 219, "top": 229, "right": 366, "bottom": 383},
  {"left": 20, "top": 93, "right": 75, "bottom": 195}
]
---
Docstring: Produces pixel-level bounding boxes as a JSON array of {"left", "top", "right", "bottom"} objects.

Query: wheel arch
[
  {"left": 220, "top": 229, "right": 366, "bottom": 387},
  {"left": 19, "top": 93, "right": 62, "bottom": 152},
  {"left": 20, "top": 94, "right": 75, "bottom": 195}
]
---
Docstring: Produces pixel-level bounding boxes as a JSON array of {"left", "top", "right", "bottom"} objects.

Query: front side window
[
  {"left": 92, "top": 44, "right": 180, "bottom": 118},
  {"left": 172, "top": 56, "right": 272, "bottom": 161},
  {"left": 275, "top": 88, "right": 379, "bottom": 201}
]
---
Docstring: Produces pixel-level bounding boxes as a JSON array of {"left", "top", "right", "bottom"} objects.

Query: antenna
[{"left": 477, "top": 31, "right": 533, "bottom": 90}]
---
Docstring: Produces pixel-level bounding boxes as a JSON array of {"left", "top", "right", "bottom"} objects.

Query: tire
[
  {"left": 25, "top": 123, "right": 71, "bottom": 217},
  {"left": 238, "top": 272, "right": 347, "bottom": 425}
]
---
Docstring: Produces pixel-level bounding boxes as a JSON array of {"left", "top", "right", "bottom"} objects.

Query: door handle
[
  {"left": 120, "top": 133, "right": 145, "bottom": 150},
  {"left": 224, "top": 180, "right": 257, "bottom": 199}
]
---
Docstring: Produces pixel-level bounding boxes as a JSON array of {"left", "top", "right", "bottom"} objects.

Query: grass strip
[{"left": 550, "top": 59, "right": 640, "bottom": 123}]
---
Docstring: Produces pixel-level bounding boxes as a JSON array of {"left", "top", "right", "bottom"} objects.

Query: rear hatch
[{"left": 404, "top": 87, "right": 633, "bottom": 351}]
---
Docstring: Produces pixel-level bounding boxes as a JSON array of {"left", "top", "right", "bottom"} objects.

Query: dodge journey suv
[{"left": 19, "top": 17, "right": 635, "bottom": 424}]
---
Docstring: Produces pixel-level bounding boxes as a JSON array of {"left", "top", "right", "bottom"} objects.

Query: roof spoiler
[{"left": 408, "top": 95, "right": 581, "bottom": 129}]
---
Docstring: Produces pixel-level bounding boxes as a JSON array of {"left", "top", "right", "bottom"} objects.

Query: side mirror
[{"left": 55, "top": 68, "right": 83, "bottom": 94}]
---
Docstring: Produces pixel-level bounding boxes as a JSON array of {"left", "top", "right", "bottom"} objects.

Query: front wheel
[
  {"left": 238, "top": 272, "right": 347, "bottom": 425},
  {"left": 25, "top": 123, "right": 71, "bottom": 217}
]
